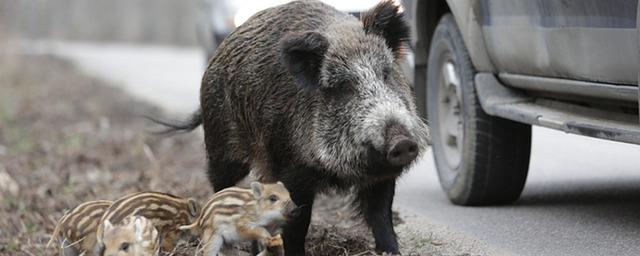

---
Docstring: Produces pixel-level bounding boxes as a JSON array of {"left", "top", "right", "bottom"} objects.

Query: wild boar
[{"left": 158, "top": 0, "right": 429, "bottom": 254}]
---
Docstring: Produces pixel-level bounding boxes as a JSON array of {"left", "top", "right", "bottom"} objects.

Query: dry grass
[
  {"left": 0, "top": 54, "right": 447, "bottom": 256},
  {"left": 0, "top": 54, "right": 209, "bottom": 255}
]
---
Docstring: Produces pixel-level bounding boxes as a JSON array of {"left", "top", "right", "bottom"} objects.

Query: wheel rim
[{"left": 436, "top": 58, "right": 463, "bottom": 171}]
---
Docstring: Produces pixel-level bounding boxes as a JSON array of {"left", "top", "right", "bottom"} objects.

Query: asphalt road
[
  {"left": 28, "top": 41, "right": 640, "bottom": 256},
  {"left": 397, "top": 127, "right": 640, "bottom": 255}
]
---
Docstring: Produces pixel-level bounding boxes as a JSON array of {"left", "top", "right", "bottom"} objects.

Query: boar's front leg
[
  {"left": 281, "top": 178, "right": 316, "bottom": 256},
  {"left": 357, "top": 179, "right": 400, "bottom": 254},
  {"left": 282, "top": 193, "right": 314, "bottom": 255}
]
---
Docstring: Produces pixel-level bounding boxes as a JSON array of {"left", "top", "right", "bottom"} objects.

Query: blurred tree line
[{"left": 0, "top": 0, "right": 200, "bottom": 46}]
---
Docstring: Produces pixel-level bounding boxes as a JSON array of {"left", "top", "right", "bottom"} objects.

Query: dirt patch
[{"left": 0, "top": 54, "right": 457, "bottom": 256}]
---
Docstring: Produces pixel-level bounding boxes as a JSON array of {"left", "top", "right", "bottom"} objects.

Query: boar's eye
[
  {"left": 323, "top": 81, "right": 355, "bottom": 99},
  {"left": 120, "top": 242, "right": 130, "bottom": 252},
  {"left": 383, "top": 67, "right": 391, "bottom": 81},
  {"left": 269, "top": 195, "right": 279, "bottom": 203}
]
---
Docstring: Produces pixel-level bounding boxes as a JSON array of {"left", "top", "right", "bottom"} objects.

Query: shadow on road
[
  {"left": 517, "top": 178, "right": 640, "bottom": 207},
  {"left": 510, "top": 178, "right": 640, "bottom": 235}
]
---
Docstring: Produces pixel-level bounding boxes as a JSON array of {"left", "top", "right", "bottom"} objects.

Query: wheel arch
[
  {"left": 413, "top": 0, "right": 495, "bottom": 72},
  {"left": 413, "top": 0, "right": 448, "bottom": 67},
  {"left": 413, "top": 0, "right": 495, "bottom": 117}
]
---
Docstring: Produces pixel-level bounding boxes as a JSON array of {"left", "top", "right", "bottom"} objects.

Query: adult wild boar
[{"left": 163, "top": 0, "right": 429, "bottom": 254}]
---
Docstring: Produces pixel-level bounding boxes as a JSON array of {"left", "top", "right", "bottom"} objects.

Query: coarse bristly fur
[{"left": 157, "top": 0, "right": 430, "bottom": 254}]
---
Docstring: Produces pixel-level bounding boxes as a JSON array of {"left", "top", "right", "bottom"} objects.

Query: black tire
[{"left": 426, "top": 14, "right": 532, "bottom": 205}]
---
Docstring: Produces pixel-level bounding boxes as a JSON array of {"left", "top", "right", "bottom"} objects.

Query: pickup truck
[{"left": 411, "top": 0, "right": 640, "bottom": 205}]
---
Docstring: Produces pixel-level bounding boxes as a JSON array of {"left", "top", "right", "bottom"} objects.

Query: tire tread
[{"left": 426, "top": 14, "right": 531, "bottom": 206}]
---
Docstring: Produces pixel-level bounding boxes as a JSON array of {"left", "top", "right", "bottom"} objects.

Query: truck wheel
[{"left": 426, "top": 14, "right": 532, "bottom": 205}]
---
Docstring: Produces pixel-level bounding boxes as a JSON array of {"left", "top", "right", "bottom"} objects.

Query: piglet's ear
[
  {"left": 103, "top": 220, "right": 114, "bottom": 233},
  {"left": 187, "top": 198, "right": 199, "bottom": 218},
  {"left": 95, "top": 242, "right": 105, "bottom": 256},
  {"left": 134, "top": 217, "right": 145, "bottom": 241},
  {"left": 95, "top": 221, "right": 110, "bottom": 255},
  {"left": 362, "top": 0, "right": 410, "bottom": 59},
  {"left": 250, "top": 181, "right": 264, "bottom": 198},
  {"left": 280, "top": 31, "right": 329, "bottom": 89}
]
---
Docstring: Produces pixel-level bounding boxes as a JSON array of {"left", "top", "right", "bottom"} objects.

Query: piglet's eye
[
  {"left": 269, "top": 195, "right": 279, "bottom": 202},
  {"left": 120, "top": 242, "right": 130, "bottom": 252}
]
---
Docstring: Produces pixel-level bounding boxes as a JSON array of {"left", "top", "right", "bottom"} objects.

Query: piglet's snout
[
  {"left": 288, "top": 206, "right": 302, "bottom": 218},
  {"left": 385, "top": 123, "right": 418, "bottom": 167},
  {"left": 284, "top": 201, "right": 301, "bottom": 218}
]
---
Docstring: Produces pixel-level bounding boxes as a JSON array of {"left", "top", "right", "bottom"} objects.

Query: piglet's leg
[
  {"left": 161, "top": 231, "right": 179, "bottom": 251},
  {"left": 262, "top": 234, "right": 285, "bottom": 256},
  {"left": 238, "top": 225, "right": 272, "bottom": 242},
  {"left": 203, "top": 233, "right": 224, "bottom": 256},
  {"left": 61, "top": 239, "right": 80, "bottom": 256},
  {"left": 239, "top": 224, "right": 273, "bottom": 255}
]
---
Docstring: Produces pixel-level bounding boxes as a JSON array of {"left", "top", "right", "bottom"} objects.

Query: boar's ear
[
  {"left": 362, "top": 0, "right": 410, "bottom": 59},
  {"left": 280, "top": 31, "right": 329, "bottom": 89}
]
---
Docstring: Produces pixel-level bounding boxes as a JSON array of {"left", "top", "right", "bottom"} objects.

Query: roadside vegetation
[{"left": 0, "top": 54, "right": 456, "bottom": 255}]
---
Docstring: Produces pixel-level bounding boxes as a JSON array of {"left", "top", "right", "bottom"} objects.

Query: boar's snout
[
  {"left": 385, "top": 123, "right": 419, "bottom": 167},
  {"left": 386, "top": 136, "right": 418, "bottom": 167}
]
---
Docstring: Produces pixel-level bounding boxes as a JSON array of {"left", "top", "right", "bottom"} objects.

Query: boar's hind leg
[
  {"left": 202, "top": 106, "right": 250, "bottom": 191},
  {"left": 207, "top": 161, "right": 250, "bottom": 192},
  {"left": 357, "top": 179, "right": 400, "bottom": 254}
]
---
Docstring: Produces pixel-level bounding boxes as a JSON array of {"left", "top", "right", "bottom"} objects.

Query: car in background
[
  {"left": 196, "top": 0, "right": 415, "bottom": 82},
  {"left": 411, "top": 0, "right": 640, "bottom": 206}
]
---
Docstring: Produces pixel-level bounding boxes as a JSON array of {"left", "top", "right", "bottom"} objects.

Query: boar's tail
[{"left": 146, "top": 109, "right": 203, "bottom": 135}]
